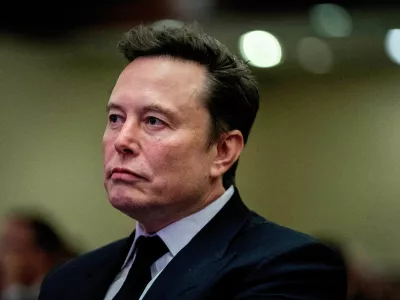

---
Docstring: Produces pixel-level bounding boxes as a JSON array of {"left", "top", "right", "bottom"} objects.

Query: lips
[{"left": 109, "top": 167, "right": 147, "bottom": 181}]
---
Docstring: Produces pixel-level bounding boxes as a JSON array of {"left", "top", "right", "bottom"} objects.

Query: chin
[{"left": 107, "top": 187, "right": 151, "bottom": 214}]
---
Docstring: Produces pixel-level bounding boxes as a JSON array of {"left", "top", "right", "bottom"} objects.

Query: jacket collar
[{"left": 143, "top": 188, "right": 251, "bottom": 300}]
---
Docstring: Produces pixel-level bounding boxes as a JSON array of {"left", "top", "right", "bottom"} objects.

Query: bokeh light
[
  {"left": 385, "top": 29, "right": 400, "bottom": 65},
  {"left": 239, "top": 30, "right": 283, "bottom": 68},
  {"left": 297, "top": 37, "right": 333, "bottom": 74},
  {"left": 310, "top": 4, "right": 353, "bottom": 38}
]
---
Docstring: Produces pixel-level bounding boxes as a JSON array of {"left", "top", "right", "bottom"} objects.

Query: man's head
[
  {"left": 103, "top": 24, "right": 259, "bottom": 231},
  {"left": 0, "top": 213, "right": 71, "bottom": 286}
]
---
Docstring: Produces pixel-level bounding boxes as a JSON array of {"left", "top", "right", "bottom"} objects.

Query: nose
[{"left": 114, "top": 122, "right": 140, "bottom": 156}]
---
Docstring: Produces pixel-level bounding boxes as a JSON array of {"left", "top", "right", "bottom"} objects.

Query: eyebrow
[
  {"left": 143, "top": 103, "right": 177, "bottom": 118},
  {"left": 106, "top": 102, "right": 179, "bottom": 121},
  {"left": 106, "top": 103, "right": 124, "bottom": 113}
]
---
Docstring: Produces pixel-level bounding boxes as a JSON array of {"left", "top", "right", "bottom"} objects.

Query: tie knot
[
  {"left": 113, "top": 235, "right": 169, "bottom": 300},
  {"left": 134, "top": 235, "right": 168, "bottom": 264}
]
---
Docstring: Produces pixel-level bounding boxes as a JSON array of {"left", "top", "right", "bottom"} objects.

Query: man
[
  {"left": 38, "top": 24, "right": 347, "bottom": 299},
  {"left": 0, "top": 212, "right": 76, "bottom": 300}
]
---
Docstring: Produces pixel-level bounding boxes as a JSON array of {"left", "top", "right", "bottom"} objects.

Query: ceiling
[
  {"left": 1, "top": 0, "right": 399, "bottom": 76},
  {"left": 1, "top": 0, "right": 399, "bottom": 38}
]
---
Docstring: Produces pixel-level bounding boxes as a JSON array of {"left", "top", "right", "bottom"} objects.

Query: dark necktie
[{"left": 113, "top": 235, "right": 169, "bottom": 300}]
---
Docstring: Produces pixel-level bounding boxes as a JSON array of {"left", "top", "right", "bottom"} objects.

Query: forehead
[{"left": 110, "top": 56, "right": 207, "bottom": 108}]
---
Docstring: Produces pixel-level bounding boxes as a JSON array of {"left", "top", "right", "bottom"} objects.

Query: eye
[
  {"left": 109, "top": 114, "right": 121, "bottom": 123},
  {"left": 108, "top": 114, "right": 124, "bottom": 127},
  {"left": 145, "top": 116, "right": 166, "bottom": 128}
]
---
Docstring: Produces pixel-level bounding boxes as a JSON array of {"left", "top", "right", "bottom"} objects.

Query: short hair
[
  {"left": 118, "top": 24, "right": 260, "bottom": 188},
  {"left": 30, "top": 218, "right": 64, "bottom": 254}
]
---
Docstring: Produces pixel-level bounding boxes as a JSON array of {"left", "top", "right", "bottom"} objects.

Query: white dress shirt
[{"left": 103, "top": 185, "right": 234, "bottom": 300}]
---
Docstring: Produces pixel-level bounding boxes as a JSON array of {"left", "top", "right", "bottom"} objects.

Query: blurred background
[{"left": 1, "top": 0, "right": 400, "bottom": 298}]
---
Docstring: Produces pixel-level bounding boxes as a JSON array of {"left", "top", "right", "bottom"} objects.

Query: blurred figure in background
[
  {"left": 317, "top": 237, "right": 398, "bottom": 300},
  {"left": 0, "top": 211, "right": 77, "bottom": 300}
]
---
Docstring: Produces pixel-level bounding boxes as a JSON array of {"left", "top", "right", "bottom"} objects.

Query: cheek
[
  {"left": 144, "top": 142, "right": 183, "bottom": 179},
  {"left": 147, "top": 139, "right": 209, "bottom": 177},
  {"left": 146, "top": 143, "right": 178, "bottom": 172}
]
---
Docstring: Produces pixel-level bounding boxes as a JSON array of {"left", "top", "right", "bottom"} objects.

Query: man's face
[{"left": 103, "top": 57, "right": 218, "bottom": 225}]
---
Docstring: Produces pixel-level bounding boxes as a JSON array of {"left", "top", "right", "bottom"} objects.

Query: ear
[{"left": 209, "top": 130, "right": 244, "bottom": 178}]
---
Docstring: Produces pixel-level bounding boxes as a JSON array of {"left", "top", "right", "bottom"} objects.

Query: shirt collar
[
  {"left": 123, "top": 185, "right": 234, "bottom": 267},
  {"left": 157, "top": 185, "right": 234, "bottom": 256}
]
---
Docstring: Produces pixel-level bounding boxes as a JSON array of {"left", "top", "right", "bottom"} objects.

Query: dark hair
[
  {"left": 117, "top": 24, "right": 260, "bottom": 188},
  {"left": 29, "top": 218, "right": 64, "bottom": 254}
]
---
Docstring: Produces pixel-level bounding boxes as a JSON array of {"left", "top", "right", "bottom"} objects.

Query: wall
[{"left": 238, "top": 71, "right": 400, "bottom": 266}]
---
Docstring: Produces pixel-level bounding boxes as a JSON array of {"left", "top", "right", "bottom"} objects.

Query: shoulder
[
  {"left": 228, "top": 189, "right": 324, "bottom": 255},
  {"left": 55, "top": 237, "right": 127, "bottom": 274},
  {"left": 234, "top": 212, "right": 321, "bottom": 254},
  {"left": 39, "top": 238, "right": 128, "bottom": 298},
  {"left": 238, "top": 212, "right": 346, "bottom": 269},
  {"left": 230, "top": 213, "right": 347, "bottom": 299}
]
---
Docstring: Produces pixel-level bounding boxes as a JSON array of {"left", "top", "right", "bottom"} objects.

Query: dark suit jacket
[{"left": 39, "top": 190, "right": 347, "bottom": 299}]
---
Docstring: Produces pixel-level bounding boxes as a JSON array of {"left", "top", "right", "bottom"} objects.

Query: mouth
[{"left": 108, "top": 168, "right": 147, "bottom": 181}]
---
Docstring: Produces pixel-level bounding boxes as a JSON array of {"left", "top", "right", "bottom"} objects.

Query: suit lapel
[
  {"left": 143, "top": 189, "right": 251, "bottom": 300},
  {"left": 73, "top": 232, "right": 135, "bottom": 300}
]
